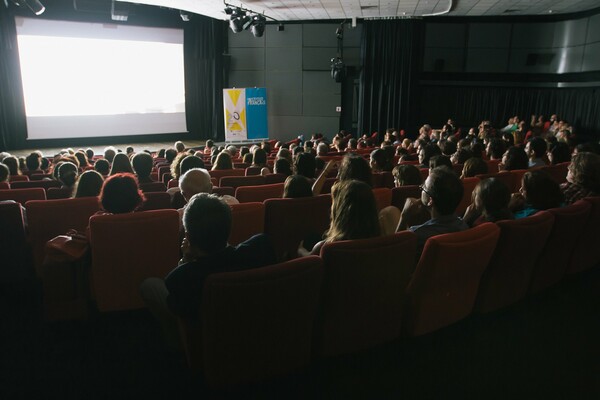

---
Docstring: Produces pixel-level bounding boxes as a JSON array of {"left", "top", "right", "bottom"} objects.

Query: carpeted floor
[{"left": 2, "top": 266, "right": 599, "bottom": 399}]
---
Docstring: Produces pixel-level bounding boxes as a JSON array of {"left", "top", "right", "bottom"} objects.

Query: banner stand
[{"left": 223, "top": 87, "right": 268, "bottom": 142}]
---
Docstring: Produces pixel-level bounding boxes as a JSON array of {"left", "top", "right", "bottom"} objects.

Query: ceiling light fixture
[{"left": 224, "top": 1, "right": 278, "bottom": 37}]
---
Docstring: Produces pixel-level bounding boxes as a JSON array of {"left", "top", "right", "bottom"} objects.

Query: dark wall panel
[
  {"left": 265, "top": 24, "right": 302, "bottom": 47},
  {"left": 303, "top": 24, "right": 338, "bottom": 47},
  {"left": 511, "top": 23, "right": 555, "bottom": 49},
  {"left": 228, "top": 48, "right": 264, "bottom": 70},
  {"left": 425, "top": 23, "right": 466, "bottom": 47},
  {"left": 303, "top": 47, "right": 337, "bottom": 70},
  {"left": 582, "top": 42, "right": 600, "bottom": 72},
  {"left": 423, "top": 47, "right": 465, "bottom": 72},
  {"left": 586, "top": 13, "right": 600, "bottom": 43},
  {"left": 228, "top": 70, "right": 265, "bottom": 88},
  {"left": 553, "top": 20, "right": 588, "bottom": 47},
  {"left": 468, "top": 23, "right": 511, "bottom": 48},
  {"left": 265, "top": 47, "right": 302, "bottom": 71},
  {"left": 466, "top": 48, "right": 509, "bottom": 73}
]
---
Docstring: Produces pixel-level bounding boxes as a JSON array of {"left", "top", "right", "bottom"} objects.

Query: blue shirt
[{"left": 409, "top": 214, "right": 469, "bottom": 256}]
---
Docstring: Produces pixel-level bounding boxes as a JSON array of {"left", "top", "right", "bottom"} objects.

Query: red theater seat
[
  {"left": 220, "top": 175, "right": 265, "bottom": 189},
  {"left": 229, "top": 202, "right": 265, "bottom": 246},
  {"left": 10, "top": 180, "right": 61, "bottom": 191},
  {"left": 0, "top": 188, "right": 46, "bottom": 204},
  {"left": 372, "top": 187, "right": 392, "bottom": 211},
  {"left": 391, "top": 185, "right": 421, "bottom": 209},
  {"left": 235, "top": 183, "right": 284, "bottom": 203},
  {"left": 209, "top": 169, "right": 245, "bottom": 180},
  {"left": 457, "top": 177, "right": 480, "bottom": 217},
  {"left": 0, "top": 201, "right": 30, "bottom": 282},
  {"left": 139, "top": 182, "right": 167, "bottom": 193},
  {"left": 139, "top": 192, "right": 172, "bottom": 211},
  {"left": 46, "top": 187, "right": 72, "bottom": 199},
  {"left": 9, "top": 175, "right": 29, "bottom": 182},
  {"left": 566, "top": 197, "right": 600, "bottom": 274}
]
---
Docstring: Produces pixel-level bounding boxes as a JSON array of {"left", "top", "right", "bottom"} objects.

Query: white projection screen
[{"left": 15, "top": 17, "right": 187, "bottom": 140}]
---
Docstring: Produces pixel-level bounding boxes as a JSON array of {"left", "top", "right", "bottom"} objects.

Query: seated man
[
  {"left": 141, "top": 193, "right": 276, "bottom": 348},
  {"left": 131, "top": 152, "right": 154, "bottom": 184},
  {"left": 397, "top": 166, "right": 468, "bottom": 256}
]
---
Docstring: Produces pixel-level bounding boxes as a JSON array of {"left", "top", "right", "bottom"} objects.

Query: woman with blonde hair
[{"left": 211, "top": 151, "right": 233, "bottom": 171}]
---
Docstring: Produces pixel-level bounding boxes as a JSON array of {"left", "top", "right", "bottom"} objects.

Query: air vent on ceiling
[{"left": 360, "top": 5, "right": 377, "bottom": 10}]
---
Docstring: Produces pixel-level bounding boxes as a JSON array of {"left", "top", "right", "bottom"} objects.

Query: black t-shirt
[{"left": 165, "top": 234, "right": 276, "bottom": 321}]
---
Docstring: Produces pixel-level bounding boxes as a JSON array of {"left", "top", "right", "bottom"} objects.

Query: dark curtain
[
  {"left": 184, "top": 16, "right": 226, "bottom": 141},
  {"left": 0, "top": 7, "right": 27, "bottom": 152},
  {"left": 420, "top": 85, "right": 600, "bottom": 141},
  {"left": 358, "top": 19, "right": 424, "bottom": 139}
]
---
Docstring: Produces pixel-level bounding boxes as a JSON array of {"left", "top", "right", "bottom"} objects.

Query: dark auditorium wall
[{"left": 226, "top": 23, "right": 362, "bottom": 141}]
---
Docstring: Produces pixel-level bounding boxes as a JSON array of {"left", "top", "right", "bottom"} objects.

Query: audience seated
[
  {"left": 109, "top": 153, "right": 134, "bottom": 175},
  {"left": 283, "top": 175, "right": 313, "bottom": 199},
  {"left": 560, "top": 152, "right": 600, "bottom": 204},
  {"left": 98, "top": 173, "right": 145, "bottom": 215},
  {"left": 461, "top": 157, "right": 489, "bottom": 178},
  {"left": 511, "top": 170, "right": 564, "bottom": 218},
  {"left": 500, "top": 146, "right": 529, "bottom": 171},
  {"left": 212, "top": 152, "right": 233, "bottom": 170},
  {"left": 73, "top": 170, "right": 104, "bottom": 198},
  {"left": 463, "top": 178, "right": 513, "bottom": 227},
  {"left": 132, "top": 152, "right": 155, "bottom": 184},
  {"left": 392, "top": 164, "right": 422, "bottom": 187},
  {"left": 525, "top": 137, "right": 548, "bottom": 168}
]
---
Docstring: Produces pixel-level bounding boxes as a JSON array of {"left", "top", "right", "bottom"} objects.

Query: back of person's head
[
  {"left": 104, "top": 147, "right": 116, "bottom": 163},
  {"left": 326, "top": 180, "right": 380, "bottom": 243},
  {"left": 317, "top": 142, "right": 329, "bottom": 156},
  {"left": 294, "top": 152, "right": 316, "bottom": 179},
  {"left": 575, "top": 142, "right": 600, "bottom": 155},
  {"left": 74, "top": 151, "right": 88, "bottom": 168},
  {"left": 527, "top": 137, "right": 547, "bottom": 158},
  {"left": 242, "top": 153, "right": 253, "bottom": 164},
  {"left": 85, "top": 148, "right": 94, "bottom": 160},
  {"left": 392, "top": 164, "right": 422, "bottom": 187},
  {"left": 175, "top": 141, "right": 185, "bottom": 153},
  {"left": 503, "top": 146, "right": 529, "bottom": 171},
  {"left": 3, "top": 156, "right": 20, "bottom": 175},
  {"left": 347, "top": 138, "right": 358, "bottom": 149},
  {"left": 212, "top": 152, "right": 233, "bottom": 170},
  {"left": 502, "top": 132, "right": 515, "bottom": 147},
  {"left": 73, "top": 170, "right": 104, "bottom": 198},
  {"left": 338, "top": 153, "right": 372, "bottom": 186},
  {"left": 99, "top": 173, "right": 144, "bottom": 214},
  {"left": 94, "top": 159, "right": 110, "bottom": 175},
  {"left": 548, "top": 142, "right": 571, "bottom": 165},
  {"left": 110, "top": 153, "right": 134, "bottom": 175},
  {"left": 183, "top": 193, "right": 231, "bottom": 253},
  {"left": 276, "top": 148, "right": 292, "bottom": 164},
  {"left": 274, "top": 158, "right": 292, "bottom": 176},
  {"left": 522, "top": 170, "right": 563, "bottom": 210},
  {"left": 180, "top": 155, "right": 205, "bottom": 176},
  {"left": 470, "top": 141, "right": 484, "bottom": 158},
  {"left": 205, "top": 139, "right": 214, "bottom": 149},
  {"left": 462, "top": 157, "right": 489, "bottom": 178},
  {"left": 427, "top": 166, "right": 464, "bottom": 216},
  {"left": 568, "top": 152, "right": 600, "bottom": 192},
  {"left": 170, "top": 153, "right": 189, "bottom": 179},
  {"left": 25, "top": 152, "right": 41, "bottom": 171},
  {"left": 419, "top": 143, "right": 442, "bottom": 166},
  {"left": 370, "top": 148, "right": 389, "bottom": 172},
  {"left": 157, "top": 148, "right": 166, "bottom": 158},
  {"left": 132, "top": 152, "right": 153, "bottom": 179},
  {"left": 179, "top": 168, "right": 212, "bottom": 200},
  {"left": 165, "top": 148, "right": 178, "bottom": 163},
  {"left": 58, "top": 162, "right": 78, "bottom": 187},
  {"left": 0, "top": 163, "right": 9, "bottom": 182},
  {"left": 239, "top": 146, "right": 249, "bottom": 158},
  {"left": 253, "top": 148, "right": 267, "bottom": 166},
  {"left": 126, "top": 146, "right": 134, "bottom": 155},
  {"left": 283, "top": 175, "right": 313, "bottom": 198},
  {"left": 261, "top": 141, "right": 271, "bottom": 154},
  {"left": 442, "top": 140, "right": 457, "bottom": 156},
  {"left": 429, "top": 155, "right": 452, "bottom": 170},
  {"left": 454, "top": 148, "right": 473, "bottom": 164},
  {"left": 40, "top": 157, "right": 50, "bottom": 171},
  {"left": 474, "top": 178, "right": 512, "bottom": 222},
  {"left": 487, "top": 138, "right": 506, "bottom": 159}
]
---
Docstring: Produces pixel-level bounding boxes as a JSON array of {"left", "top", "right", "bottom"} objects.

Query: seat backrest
[
  {"left": 0, "top": 202, "right": 30, "bottom": 282},
  {"left": 391, "top": 185, "right": 421, "bottom": 209},
  {"left": 485, "top": 159, "right": 501, "bottom": 173},
  {"left": 30, "top": 174, "right": 54, "bottom": 181},
  {"left": 419, "top": 168, "right": 429, "bottom": 182},
  {"left": 510, "top": 169, "right": 529, "bottom": 192},
  {"left": 317, "top": 232, "right": 417, "bottom": 357},
  {"left": 0, "top": 188, "right": 46, "bottom": 204},
  {"left": 200, "top": 256, "right": 323, "bottom": 386},
  {"left": 25, "top": 197, "right": 100, "bottom": 274},
  {"left": 320, "top": 177, "right": 338, "bottom": 194},
  {"left": 404, "top": 223, "right": 500, "bottom": 336},
  {"left": 10, "top": 180, "right": 61, "bottom": 191},
  {"left": 540, "top": 163, "right": 569, "bottom": 185},
  {"left": 457, "top": 177, "right": 480, "bottom": 217},
  {"left": 264, "top": 195, "right": 332, "bottom": 261},
  {"left": 139, "top": 192, "right": 172, "bottom": 211},
  {"left": 157, "top": 165, "right": 171, "bottom": 183},
  {"left": 263, "top": 173, "right": 287, "bottom": 185},
  {"left": 567, "top": 196, "right": 600, "bottom": 274},
  {"left": 46, "top": 187, "right": 72, "bottom": 200},
  {"left": 88, "top": 210, "right": 180, "bottom": 311},
  {"left": 229, "top": 202, "right": 265, "bottom": 246},
  {"left": 139, "top": 182, "right": 167, "bottom": 193},
  {"left": 167, "top": 179, "right": 178, "bottom": 189},
  {"left": 529, "top": 201, "right": 592, "bottom": 293},
  {"left": 208, "top": 169, "right": 245, "bottom": 180},
  {"left": 220, "top": 175, "right": 265, "bottom": 189},
  {"left": 475, "top": 211, "right": 554, "bottom": 313},
  {"left": 245, "top": 166, "right": 262, "bottom": 176},
  {"left": 372, "top": 187, "right": 392, "bottom": 211},
  {"left": 0, "top": 182, "right": 10, "bottom": 190},
  {"left": 212, "top": 186, "right": 235, "bottom": 197},
  {"left": 476, "top": 172, "right": 516, "bottom": 194},
  {"left": 235, "top": 183, "right": 284, "bottom": 203},
  {"left": 9, "top": 175, "right": 29, "bottom": 182}
]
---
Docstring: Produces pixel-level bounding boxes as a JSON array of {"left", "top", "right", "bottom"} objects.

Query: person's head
[
  {"left": 179, "top": 155, "right": 205, "bottom": 176},
  {"left": 470, "top": 141, "right": 484, "bottom": 158},
  {"left": 25, "top": 152, "right": 41, "bottom": 171},
  {"left": 110, "top": 153, "right": 134, "bottom": 175},
  {"left": 104, "top": 147, "right": 116, "bottom": 163},
  {"left": 294, "top": 152, "right": 316, "bottom": 179},
  {"left": 461, "top": 157, "right": 489, "bottom": 178},
  {"left": 442, "top": 140, "right": 457, "bottom": 156},
  {"left": 276, "top": 148, "right": 293, "bottom": 165},
  {"left": 347, "top": 138, "right": 358, "bottom": 150},
  {"left": 283, "top": 175, "right": 313, "bottom": 198},
  {"left": 183, "top": 193, "right": 231, "bottom": 253},
  {"left": 132, "top": 152, "right": 153, "bottom": 179},
  {"left": 175, "top": 141, "right": 185, "bottom": 153},
  {"left": 274, "top": 158, "right": 292, "bottom": 176},
  {"left": 3, "top": 156, "right": 20, "bottom": 175},
  {"left": 502, "top": 146, "right": 529, "bottom": 171},
  {"left": 242, "top": 153, "right": 253, "bottom": 164},
  {"left": 419, "top": 143, "right": 442, "bottom": 166},
  {"left": 548, "top": 142, "right": 571, "bottom": 165},
  {"left": 422, "top": 167, "right": 464, "bottom": 216},
  {"left": 317, "top": 143, "right": 329, "bottom": 156},
  {"left": 58, "top": 162, "right": 79, "bottom": 188},
  {"left": 370, "top": 148, "right": 390, "bottom": 172},
  {"left": 487, "top": 138, "right": 506, "bottom": 160},
  {"left": 165, "top": 148, "right": 178, "bottom": 163},
  {"left": 473, "top": 178, "right": 512, "bottom": 223},
  {"left": 526, "top": 137, "right": 546, "bottom": 159},
  {"left": 253, "top": 148, "right": 267, "bottom": 166},
  {"left": 520, "top": 170, "right": 563, "bottom": 210},
  {"left": 126, "top": 146, "right": 134, "bottom": 155},
  {"left": 73, "top": 170, "right": 104, "bottom": 198},
  {"left": 94, "top": 159, "right": 110, "bottom": 175},
  {"left": 261, "top": 141, "right": 271, "bottom": 154},
  {"left": 392, "top": 164, "right": 422, "bottom": 187},
  {"left": 179, "top": 168, "right": 212, "bottom": 201},
  {"left": 338, "top": 153, "right": 372, "bottom": 186},
  {"left": 325, "top": 180, "right": 380, "bottom": 243},
  {"left": 85, "top": 148, "right": 94, "bottom": 161},
  {"left": 567, "top": 152, "right": 600, "bottom": 192},
  {"left": 429, "top": 155, "right": 452, "bottom": 170},
  {"left": 502, "top": 132, "right": 515, "bottom": 147},
  {"left": 74, "top": 151, "right": 89, "bottom": 168},
  {"left": 212, "top": 152, "right": 233, "bottom": 170},
  {"left": 40, "top": 157, "right": 51, "bottom": 172},
  {"left": 574, "top": 142, "right": 600, "bottom": 155},
  {"left": 239, "top": 146, "right": 250, "bottom": 158},
  {"left": 99, "top": 173, "right": 145, "bottom": 214},
  {"left": 0, "top": 163, "right": 9, "bottom": 182},
  {"left": 205, "top": 140, "right": 214, "bottom": 150}
]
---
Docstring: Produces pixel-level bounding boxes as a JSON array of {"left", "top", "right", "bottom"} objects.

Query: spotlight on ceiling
[
  {"left": 229, "top": 8, "right": 246, "bottom": 33},
  {"left": 180, "top": 10, "right": 190, "bottom": 21},
  {"left": 251, "top": 14, "right": 266, "bottom": 37},
  {"left": 10, "top": 0, "right": 45, "bottom": 15}
]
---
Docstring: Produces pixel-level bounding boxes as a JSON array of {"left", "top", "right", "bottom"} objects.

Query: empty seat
[
  {"left": 566, "top": 196, "right": 600, "bottom": 274},
  {"left": 0, "top": 188, "right": 46, "bottom": 204},
  {"left": 9, "top": 175, "right": 29, "bottom": 182},
  {"left": 139, "top": 192, "right": 172, "bottom": 211},
  {"left": 229, "top": 202, "right": 265, "bottom": 246},
  {"left": 316, "top": 232, "right": 417, "bottom": 357},
  {"left": 235, "top": 183, "right": 284, "bottom": 203},
  {"left": 88, "top": 210, "right": 180, "bottom": 312},
  {"left": 220, "top": 175, "right": 265, "bottom": 189},
  {"left": 475, "top": 211, "right": 554, "bottom": 313},
  {"left": 403, "top": 223, "right": 500, "bottom": 336}
]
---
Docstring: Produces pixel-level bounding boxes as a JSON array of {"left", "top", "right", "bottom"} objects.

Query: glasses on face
[{"left": 419, "top": 184, "right": 434, "bottom": 198}]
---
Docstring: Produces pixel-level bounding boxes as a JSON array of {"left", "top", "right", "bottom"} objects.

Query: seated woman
[
  {"left": 98, "top": 173, "right": 145, "bottom": 215},
  {"left": 510, "top": 170, "right": 564, "bottom": 218},
  {"left": 73, "top": 170, "right": 104, "bottom": 198},
  {"left": 299, "top": 179, "right": 380, "bottom": 256},
  {"left": 499, "top": 146, "right": 529, "bottom": 171},
  {"left": 560, "top": 152, "right": 600, "bottom": 204},
  {"left": 392, "top": 164, "right": 422, "bottom": 187},
  {"left": 283, "top": 175, "right": 313, "bottom": 198},
  {"left": 370, "top": 148, "right": 392, "bottom": 173},
  {"left": 461, "top": 157, "right": 489, "bottom": 178},
  {"left": 463, "top": 178, "right": 513, "bottom": 227},
  {"left": 58, "top": 162, "right": 79, "bottom": 195},
  {"left": 211, "top": 152, "right": 233, "bottom": 171},
  {"left": 109, "top": 153, "right": 134, "bottom": 175}
]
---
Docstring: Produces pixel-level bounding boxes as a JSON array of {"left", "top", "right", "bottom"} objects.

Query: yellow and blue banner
[{"left": 223, "top": 87, "right": 268, "bottom": 141}]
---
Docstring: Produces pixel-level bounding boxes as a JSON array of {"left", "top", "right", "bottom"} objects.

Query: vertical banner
[
  {"left": 223, "top": 88, "right": 247, "bottom": 141},
  {"left": 245, "top": 87, "right": 268, "bottom": 140},
  {"left": 223, "top": 87, "right": 268, "bottom": 142}
]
